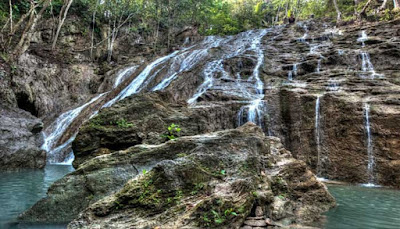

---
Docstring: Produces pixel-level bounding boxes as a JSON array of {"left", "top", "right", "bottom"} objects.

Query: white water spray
[
  {"left": 363, "top": 103, "right": 375, "bottom": 185},
  {"left": 317, "top": 59, "right": 321, "bottom": 73},
  {"left": 315, "top": 95, "right": 323, "bottom": 176},
  {"left": 103, "top": 51, "right": 180, "bottom": 108},
  {"left": 113, "top": 66, "right": 138, "bottom": 88},
  {"left": 288, "top": 64, "right": 298, "bottom": 81},
  {"left": 42, "top": 93, "right": 106, "bottom": 163}
]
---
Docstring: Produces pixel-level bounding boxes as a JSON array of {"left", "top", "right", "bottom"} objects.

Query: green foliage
[
  {"left": 190, "top": 183, "right": 205, "bottom": 195},
  {"left": 113, "top": 118, "right": 134, "bottom": 128},
  {"left": 162, "top": 123, "right": 181, "bottom": 141},
  {"left": 201, "top": 204, "right": 239, "bottom": 227}
]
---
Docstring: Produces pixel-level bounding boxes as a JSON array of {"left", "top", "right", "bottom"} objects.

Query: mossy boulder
[{"left": 66, "top": 123, "right": 335, "bottom": 228}]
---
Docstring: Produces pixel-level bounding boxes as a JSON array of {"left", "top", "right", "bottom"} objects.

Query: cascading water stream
[
  {"left": 153, "top": 38, "right": 223, "bottom": 92},
  {"left": 288, "top": 64, "right": 298, "bottom": 81},
  {"left": 43, "top": 63, "right": 152, "bottom": 164},
  {"left": 113, "top": 66, "right": 138, "bottom": 88},
  {"left": 317, "top": 59, "right": 321, "bottom": 73},
  {"left": 363, "top": 103, "right": 376, "bottom": 186},
  {"left": 41, "top": 37, "right": 224, "bottom": 163},
  {"left": 102, "top": 50, "right": 180, "bottom": 108},
  {"left": 357, "top": 31, "right": 383, "bottom": 79},
  {"left": 358, "top": 30, "right": 368, "bottom": 47},
  {"left": 183, "top": 29, "right": 270, "bottom": 131},
  {"left": 315, "top": 95, "right": 323, "bottom": 177},
  {"left": 43, "top": 30, "right": 273, "bottom": 164},
  {"left": 42, "top": 92, "right": 107, "bottom": 163}
]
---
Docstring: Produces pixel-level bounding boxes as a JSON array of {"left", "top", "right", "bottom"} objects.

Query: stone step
[
  {"left": 245, "top": 216, "right": 265, "bottom": 220},
  {"left": 243, "top": 219, "right": 267, "bottom": 227}
]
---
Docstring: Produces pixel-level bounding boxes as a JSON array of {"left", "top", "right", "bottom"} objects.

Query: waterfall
[
  {"left": 42, "top": 93, "right": 107, "bottom": 163},
  {"left": 288, "top": 64, "right": 298, "bottom": 81},
  {"left": 113, "top": 66, "right": 138, "bottom": 88},
  {"left": 358, "top": 30, "right": 368, "bottom": 47},
  {"left": 41, "top": 36, "right": 224, "bottom": 163},
  {"left": 102, "top": 50, "right": 180, "bottom": 108},
  {"left": 327, "top": 78, "right": 340, "bottom": 91},
  {"left": 315, "top": 95, "right": 323, "bottom": 177},
  {"left": 357, "top": 31, "right": 383, "bottom": 79},
  {"left": 317, "top": 59, "right": 321, "bottom": 73},
  {"left": 153, "top": 46, "right": 213, "bottom": 91},
  {"left": 43, "top": 30, "right": 273, "bottom": 164},
  {"left": 238, "top": 30, "right": 269, "bottom": 130},
  {"left": 187, "top": 59, "right": 227, "bottom": 104},
  {"left": 363, "top": 103, "right": 375, "bottom": 186},
  {"left": 361, "top": 53, "right": 374, "bottom": 72},
  {"left": 297, "top": 23, "right": 308, "bottom": 43}
]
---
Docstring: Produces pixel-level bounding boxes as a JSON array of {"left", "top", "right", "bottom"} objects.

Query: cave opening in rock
[{"left": 16, "top": 92, "right": 38, "bottom": 117}]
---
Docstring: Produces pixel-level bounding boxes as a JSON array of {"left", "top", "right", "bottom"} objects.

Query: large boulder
[
  {"left": 20, "top": 123, "right": 335, "bottom": 228},
  {"left": 72, "top": 92, "right": 241, "bottom": 167},
  {"left": 0, "top": 105, "right": 46, "bottom": 169},
  {"left": 20, "top": 124, "right": 335, "bottom": 227}
]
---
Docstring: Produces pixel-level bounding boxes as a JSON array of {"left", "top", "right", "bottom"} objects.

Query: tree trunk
[
  {"left": 275, "top": 3, "right": 282, "bottom": 24},
  {"left": 9, "top": 0, "right": 13, "bottom": 33},
  {"left": 333, "top": 0, "right": 342, "bottom": 23},
  {"left": 378, "top": 0, "right": 388, "bottom": 12},
  {"left": 354, "top": 0, "right": 359, "bottom": 18},
  {"left": 90, "top": 0, "right": 99, "bottom": 60},
  {"left": 52, "top": 0, "right": 74, "bottom": 50},
  {"left": 357, "top": 0, "right": 373, "bottom": 20},
  {"left": 13, "top": 0, "right": 50, "bottom": 59}
]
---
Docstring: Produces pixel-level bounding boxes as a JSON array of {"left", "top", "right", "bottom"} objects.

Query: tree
[
  {"left": 52, "top": 0, "right": 74, "bottom": 50},
  {"left": 12, "top": 0, "right": 51, "bottom": 60},
  {"left": 332, "top": 0, "right": 342, "bottom": 23}
]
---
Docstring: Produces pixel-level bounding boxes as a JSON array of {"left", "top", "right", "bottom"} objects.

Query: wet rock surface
[
  {"left": 72, "top": 92, "right": 240, "bottom": 167},
  {"left": 65, "top": 123, "right": 334, "bottom": 228},
  {"left": 0, "top": 105, "right": 46, "bottom": 169}
]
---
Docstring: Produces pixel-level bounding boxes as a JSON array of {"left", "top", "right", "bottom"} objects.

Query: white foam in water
[
  {"left": 188, "top": 59, "right": 226, "bottom": 104},
  {"left": 315, "top": 95, "right": 323, "bottom": 176},
  {"left": 361, "top": 183, "right": 381, "bottom": 188},
  {"left": 357, "top": 30, "right": 368, "bottom": 47},
  {"left": 357, "top": 31, "right": 383, "bottom": 79},
  {"left": 317, "top": 59, "right": 321, "bottom": 73},
  {"left": 288, "top": 64, "right": 298, "bottom": 81},
  {"left": 113, "top": 65, "right": 138, "bottom": 88},
  {"left": 42, "top": 93, "right": 106, "bottom": 160},
  {"left": 364, "top": 103, "right": 375, "bottom": 185},
  {"left": 317, "top": 177, "right": 330, "bottom": 182},
  {"left": 327, "top": 78, "right": 341, "bottom": 91},
  {"left": 53, "top": 151, "right": 75, "bottom": 165},
  {"left": 102, "top": 50, "right": 180, "bottom": 108},
  {"left": 153, "top": 48, "right": 210, "bottom": 91}
]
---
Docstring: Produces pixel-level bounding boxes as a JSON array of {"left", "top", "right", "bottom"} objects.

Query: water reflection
[
  {"left": 0, "top": 165, "right": 74, "bottom": 229},
  {"left": 324, "top": 185, "right": 400, "bottom": 229}
]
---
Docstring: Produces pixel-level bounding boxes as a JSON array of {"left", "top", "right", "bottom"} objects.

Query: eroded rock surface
[
  {"left": 72, "top": 92, "right": 240, "bottom": 167},
  {"left": 36, "top": 123, "right": 335, "bottom": 228},
  {"left": 0, "top": 105, "right": 45, "bottom": 169}
]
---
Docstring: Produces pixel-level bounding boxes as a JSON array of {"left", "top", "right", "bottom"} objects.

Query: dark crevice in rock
[{"left": 15, "top": 92, "right": 38, "bottom": 117}]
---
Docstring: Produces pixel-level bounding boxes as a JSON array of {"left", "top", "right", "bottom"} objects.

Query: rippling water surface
[
  {"left": 0, "top": 165, "right": 74, "bottom": 229},
  {"left": 324, "top": 185, "right": 400, "bottom": 229}
]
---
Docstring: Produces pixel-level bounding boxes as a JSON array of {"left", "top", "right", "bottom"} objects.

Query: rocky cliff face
[
  {"left": 69, "top": 18, "right": 400, "bottom": 187},
  {"left": 20, "top": 123, "right": 335, "bottom": 228}
]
